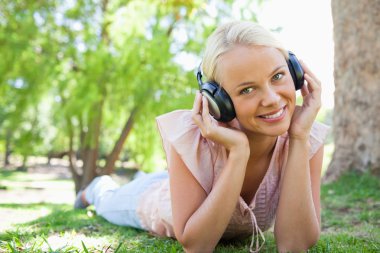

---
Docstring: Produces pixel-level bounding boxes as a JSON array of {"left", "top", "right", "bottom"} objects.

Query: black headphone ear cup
[
  {"left": 200, "top": 81, "right": 236, "bottom": 122},
  {"left": 287, "top": 51, "right": 304, "bottom": 90}
]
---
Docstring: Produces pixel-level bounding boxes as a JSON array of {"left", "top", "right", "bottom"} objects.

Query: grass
[{"left": 0, "top": 169, "right": 379, "bottom": 252}]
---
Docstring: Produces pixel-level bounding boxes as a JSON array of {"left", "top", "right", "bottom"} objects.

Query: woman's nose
[{"left": 260, "top": 86, "right": 281, "bottom": 107}]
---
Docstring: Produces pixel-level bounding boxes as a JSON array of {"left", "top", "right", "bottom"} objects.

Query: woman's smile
[{"left": 257, "top": 105, "right": 287, "bottom": 122}]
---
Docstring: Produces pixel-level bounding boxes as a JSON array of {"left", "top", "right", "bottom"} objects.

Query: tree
[
  {"left": 325, "top": 0, "right": 380, "bottom": 182},
  {"left": 0, "top": 0, "right": 56, "bottom": 166},
  {"left": 1, "top": 0, "right": 264, "bottom": 192},
  {"left": 39, "top": 0, "right": 190, "bottom": 191},
  {"left": 47, "top": 0, "right": 260, "bottom": 192}
]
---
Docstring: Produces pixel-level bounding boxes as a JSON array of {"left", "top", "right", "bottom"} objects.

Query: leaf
[
  {"left": 81, "top": 240, "right": 89, "bottom": 253},
  {"left": 114, "top": 242, "right": 123, "bottom": 253}
]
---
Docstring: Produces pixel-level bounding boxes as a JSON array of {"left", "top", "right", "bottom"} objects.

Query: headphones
[{"left": 196, "top": 51, "right": 304, "bottom": 122}]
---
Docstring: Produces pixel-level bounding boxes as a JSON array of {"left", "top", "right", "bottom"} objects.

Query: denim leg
[
  {"left": 84, "top": 171, "right": 168, "bottom": 229},
  {"left": 84, "top": 175, "right": 119, "bottom": 208}
]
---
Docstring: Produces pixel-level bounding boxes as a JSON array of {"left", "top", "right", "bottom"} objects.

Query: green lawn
[{"left": 0, "top": 169, "right": 379, "bottom": 252}]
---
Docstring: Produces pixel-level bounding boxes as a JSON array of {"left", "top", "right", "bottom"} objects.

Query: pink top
[{"left": 136, "top": 110, "right": 329, "bottom": 251}]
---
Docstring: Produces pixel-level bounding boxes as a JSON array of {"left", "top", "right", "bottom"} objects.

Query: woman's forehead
[{"left": 216, "top": 45, "right": 286, "bottom": 86}]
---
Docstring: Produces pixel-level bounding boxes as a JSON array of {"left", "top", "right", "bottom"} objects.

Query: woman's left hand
[{"left": 289, "top": 60, "right": 322, "bottom": 140}]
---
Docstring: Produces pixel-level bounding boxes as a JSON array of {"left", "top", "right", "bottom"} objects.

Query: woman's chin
[{"left": 241, "top": 125, "right": 290, "bottom": 138}]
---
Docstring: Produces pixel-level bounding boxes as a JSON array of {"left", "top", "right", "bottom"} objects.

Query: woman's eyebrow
[
  {"left": 268, "top": 65, "right": 287, "bottom": 77},
  {"left": 236, "top": 80, "right": 256, "bottom": 88},
  {"left": 235, "top": 65, "right": 287, "bottom": 88}
]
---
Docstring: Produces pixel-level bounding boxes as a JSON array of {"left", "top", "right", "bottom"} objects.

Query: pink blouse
[{"left": 136, "top": 110, "right": 329, "bottom": 251}]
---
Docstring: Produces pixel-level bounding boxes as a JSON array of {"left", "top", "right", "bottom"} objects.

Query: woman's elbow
[
  {"left": 276, "top": 228, "right": 320, "bottom": 253},
  {"left": 182, "top": 244, "right": 214, "bottom": 253},
  {"left": 177, "top": 233, "right": 216, "bottom": 253},
  {"left": 300, "top": 229, "right": 320, "bottom": 251}
]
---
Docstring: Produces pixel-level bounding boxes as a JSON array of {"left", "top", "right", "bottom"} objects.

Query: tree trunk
[
  {"left": 66, "top": 116, "right": 81, "bottom": 193},
  {"left": 18, "top": 155, "right": 28, "bottom": 171},
  {"left": 103, "top": 107, "right": 138, "bottom": 175},
  {"left": 324, "top": 0, "right": 380, "bottom": 182},
  {"left": 77, "top": 99, "right": 104, "bottom": 192},
  {"left": 81, "top": 148, "right": 98, "bottom": 187},
  {"left": 73, "top": 0, "right": 110, "bottom": 192},
  {"left": 4, "top": 129, "right": 11, "bottom": 166}
]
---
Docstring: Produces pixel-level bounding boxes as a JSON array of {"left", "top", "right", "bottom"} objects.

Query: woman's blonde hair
[{"left": 202, "top": 21, "right": 288, "bottom": 83}]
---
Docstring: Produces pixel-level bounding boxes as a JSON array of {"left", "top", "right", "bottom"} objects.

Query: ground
[
  {"left": 0, "top": 162, "right": 74, "bottom": 231},
  {"left": 1, "top": 159, "right": 379, "bottom": 252}
]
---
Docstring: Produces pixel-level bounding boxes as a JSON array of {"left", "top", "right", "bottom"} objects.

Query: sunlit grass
[
  {"left": 0, "top": 204, "right": 183, "bottom": 252},
  {"left": 1, "top": 169, "right": 379, "bottom": 252}
]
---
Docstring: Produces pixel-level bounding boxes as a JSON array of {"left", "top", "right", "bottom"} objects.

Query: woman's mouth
[{"left": 257, "top": 106, "right": 286, "bottom": 122}]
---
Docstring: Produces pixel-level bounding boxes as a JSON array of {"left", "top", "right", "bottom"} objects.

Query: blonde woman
[{"left": 75, "top": 21, "right": 329, "bottom": 253}]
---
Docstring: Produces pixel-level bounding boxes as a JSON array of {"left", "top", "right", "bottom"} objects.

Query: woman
[{"left": 75, "top": 21, "right": 329, "bottom": 253}]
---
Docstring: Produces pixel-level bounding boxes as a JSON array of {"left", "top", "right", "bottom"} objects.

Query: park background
[{"left": 0, "top": 0, "right": 379, "bottom": 252}]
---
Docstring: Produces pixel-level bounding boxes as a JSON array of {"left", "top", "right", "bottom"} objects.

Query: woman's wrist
[
  {"left": 289, "top": 136, "right": 311, "bottom": 150},
  {"left": 228, "top": 141, "right": 250, "bottom": 161},
  {"left": 289, "top": 131, "right": 310, "bottom": 142}
]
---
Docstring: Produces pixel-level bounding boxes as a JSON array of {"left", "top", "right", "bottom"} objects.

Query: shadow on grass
[
  {"left": 0, "top": 203, "right": 185, "bottom": 252},
  {"left": 321, "top": 171, "right": 380, "bottom": 232},
  {"left": 0, "top": 170, "right": 29, "bottom": 181},
  {"left": 0, "top": 203, "right": 142, "bottom": 239},
  {"left": 0, "top": 169, "right": 71, "bottom": 184},
  {"left": 1, "top": 171, "right": 379, "bottom": 252},
  {"left": 0, "top": 203, "right": 265, "bottom": 252}
]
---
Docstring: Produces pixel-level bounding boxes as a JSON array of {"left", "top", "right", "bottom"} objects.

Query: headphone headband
[{"left": 196, "top": 64, "right": 203, "bottom": 90}]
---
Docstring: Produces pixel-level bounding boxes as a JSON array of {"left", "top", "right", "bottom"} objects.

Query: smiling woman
[
  {"left": 214, "top": 45, "right": 296, "bottom": 137},
  {"left": 74, "top": 21, "right": 329, "bottom": 253}
]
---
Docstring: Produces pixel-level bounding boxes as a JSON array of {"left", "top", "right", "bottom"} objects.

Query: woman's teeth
[{"left": 261, "top": 108, "right": 284, "bottom": 119}]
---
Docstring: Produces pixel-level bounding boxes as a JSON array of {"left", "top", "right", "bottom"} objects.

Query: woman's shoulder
[
  {"left": 156, "top": 109, "right": 219, "bottom": 194},
  {"left": 310, "top": 121, "right": 330, "bottom": 142},
  {"left": 309, "top": 121, "right": 330, "bottom": 158},
  {"left": 156, "top": 110, "right": 199, "bottom": 145},
  {"left": 156, "top": 109, "right": 193, "bottom": 123},
  {"left": 157, "top": 109, "right": 191, "bottom": 119},
  {"left": 279, "top": 121, "right": 330, "bottom": 159}
]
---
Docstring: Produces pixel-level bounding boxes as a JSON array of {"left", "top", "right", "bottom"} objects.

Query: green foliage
[
  {"left": 0, "top": 0, "right": 267, "bottom": 172},
  {"left": 0, "top": 0, "right": 57, "bottom": 156}
]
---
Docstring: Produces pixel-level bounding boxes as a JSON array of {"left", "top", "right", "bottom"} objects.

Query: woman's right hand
[{"left": 191, "top": 91, "right": 250, "bottom": 154}]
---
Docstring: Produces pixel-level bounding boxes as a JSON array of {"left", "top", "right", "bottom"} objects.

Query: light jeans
[{"left": 84, "top": 171, "right": 169, "bottom": 229}]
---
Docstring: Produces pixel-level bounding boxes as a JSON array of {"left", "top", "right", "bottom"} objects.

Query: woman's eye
[
  {"left": 272, "top": 73, "right": 284, "bottom": 81},
  {"left": 240, "top": 87, "right": 254, "bottom": 95}
]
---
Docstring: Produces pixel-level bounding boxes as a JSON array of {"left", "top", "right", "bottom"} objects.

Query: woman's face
[{"left": 217, "top": 45, "right": 296, "bottom": 137}]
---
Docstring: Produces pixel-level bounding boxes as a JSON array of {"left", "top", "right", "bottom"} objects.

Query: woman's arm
[
  {"left": 274, "top": 61, "right": 323, "bottom": 252},
  {"left": 274, "top": 140, "right": 323, "bottom": 253},
  {"left": 169, "top": 93, "right": 250, "bottom": 252},
  {"left": 170, "top": 144, "right": 249, "bottom": 252}
]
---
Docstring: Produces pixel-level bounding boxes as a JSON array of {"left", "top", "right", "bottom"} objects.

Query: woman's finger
[
  {"left": 202, "top": 96, "right": 213, "bottom": 127},
  {"left": 192, "top": 91, "right": 202, "bottom": 114},
  {"left": 300, "top": 83, "right": 309, "bottom": 97},
  {"left": 300, "top": 60, "right": 319, "bottom": 83},
  {"left": 191, "top": 91, "right": 206, "bottom": 130},
  {"left": 304, "top": 74, "right": 322, "bottom": 109},
  {"left": 304, "top": 73, "right": 321, "bottom": 97}
]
